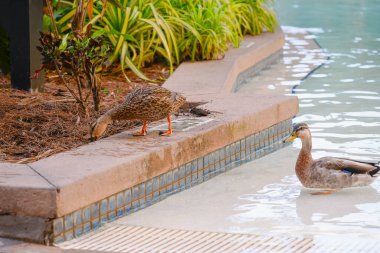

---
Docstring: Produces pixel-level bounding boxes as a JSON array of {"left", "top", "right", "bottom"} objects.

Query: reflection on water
[
  {"left": 233, "top": 0, "right": 380, "bottom": 238},
  {"left": 228, "top": 175, "right": 301, "bottom": 234},
  {"left": 229, "top": 175, "right": 380, "bottom": 238}
]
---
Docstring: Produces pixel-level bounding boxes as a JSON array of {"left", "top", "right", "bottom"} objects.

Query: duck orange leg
[
  {"left": 311, "top": 189, "right": 338, "bottom": 195},
  {"left": 133, "top": 121, "right": 148, "bottom": 136},
  {"left": 160, "top": 115, "right": 173, "bottom": 136}
]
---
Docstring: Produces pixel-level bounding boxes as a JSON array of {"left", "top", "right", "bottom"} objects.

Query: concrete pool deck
[
  {"left": 3, "top": 145, "right": 380, "bottom": 252},
  {"left": 57, "top": 146, "right": 380, "bottom": 252},
  {"left": 0, "top": 28, "right": 299, "bottom": 244}
]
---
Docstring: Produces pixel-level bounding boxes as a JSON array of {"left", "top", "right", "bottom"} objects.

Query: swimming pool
[
  {"left": 138, "top": 0, "right": 380, "bottom": 238},
  {"left": 118, "top": 0, "right": 380, "bottom": 237},
  {"left": 233, "top": 0, "right": 380, "bottom": 238},
  {"left": 58, "top": 1, "right": 380, "bottom": 250}
]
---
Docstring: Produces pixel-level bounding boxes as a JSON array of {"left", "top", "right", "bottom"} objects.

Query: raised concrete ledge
[
  {"left": 0, "top": 163, "right": 56, "bottom": 218},
  {"left": 29, "top": 93, "right": 297, "bottom": 217},
  {"left": 0, "top": 163, "right": 56, "bottom": 243},
  {"left": 164, "top": 28, "right": 285, "bottom": 95},
  {"left": 0, "top": 28, "right": 298, "bottom": 243},
  {"left": 0, "top": 215, "right": 52, "bottom": 244}
]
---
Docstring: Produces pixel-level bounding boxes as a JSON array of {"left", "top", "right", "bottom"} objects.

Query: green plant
[
  {"left": 90, "top": 0, "right": 181, "bottom": 81},
  {"left": 232, "top": 0, "right": 277, "bottom": 35},
  {"left": 37, "top": 33, "right": 110, "bottom": 113},
  {"left": 35, "top": 0, "right": 111, "bottom": 114},
  {"left": 171, "top": 0, "right": 276, "bottom": 61},
  {"left": 171, "top": 0, "right": 238, "bottom": 61},
  {"left": 44, "top": 0, "right": 71, "bottom": 34},
  {"left": 43, "top": 0, "right": 278, "bottom": 80}
]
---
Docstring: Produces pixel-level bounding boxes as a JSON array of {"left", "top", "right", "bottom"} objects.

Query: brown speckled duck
[
  {"left": 90, "top": 85, "right": 186, "bottom": 141},
  {"left": 285, "top": 123, "right": 380, "bottom": 194}
]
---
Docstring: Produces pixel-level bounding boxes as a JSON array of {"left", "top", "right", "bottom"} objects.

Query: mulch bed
[{"left": 0, "top": 65, "right": 171, "bottom": 163}]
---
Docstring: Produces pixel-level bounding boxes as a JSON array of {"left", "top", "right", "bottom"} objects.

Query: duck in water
[{"left": 285, "top": 123, "right": 380, "bottom": 194}]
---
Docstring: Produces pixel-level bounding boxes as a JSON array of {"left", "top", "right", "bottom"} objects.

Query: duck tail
[{"left": 369, "top": 164, "right": 380, "bottom": 177}]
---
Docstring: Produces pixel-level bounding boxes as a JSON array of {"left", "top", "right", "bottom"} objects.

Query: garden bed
[{"left": 0, "top": 64, "right": 170, "bottom": 163}]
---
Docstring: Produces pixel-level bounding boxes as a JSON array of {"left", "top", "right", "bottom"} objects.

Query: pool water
[
  {"left": 276, "top": 0, "right": 380, "bottom": 161},
  {"left": 231, "top": 0, "right": 380, "bottom": 238},
  {"left": 227, "top": 148, "right": 380, "bottom": 238},
  {"left": 241, "top": 0, "right": 380, "bottom": 161}
]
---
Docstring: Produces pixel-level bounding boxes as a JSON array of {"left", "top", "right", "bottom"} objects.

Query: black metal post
[{"left": 0, "top": 0, "right": 44, "bottom": 92}]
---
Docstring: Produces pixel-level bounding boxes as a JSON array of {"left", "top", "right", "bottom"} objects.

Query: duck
[
  {"left": 285, "top": 122, "right": 380, "bottom": 194},
  {"left": 90, "top": 85, "right": 186, "bottom": 141}
]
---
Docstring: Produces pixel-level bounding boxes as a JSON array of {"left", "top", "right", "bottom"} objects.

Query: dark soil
[{"left": 0, "top": 65, "right": 171, "bottom": 163}]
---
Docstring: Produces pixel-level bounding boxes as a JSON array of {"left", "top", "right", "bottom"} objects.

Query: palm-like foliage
[
  {"left": 172, "top": 0, "right": 239, "bottom": 61},
  {"left": 233, "top": 0, "right": 277, "bottom": 35},
  {"left": 44, "top": 0, "right": 77, "bottom": 34},
  {"left": 45, "top": 0, "right": 277, "bottom": 80},
  {"left": 91, "top": 0, "right": 180, "bottom": 80}
]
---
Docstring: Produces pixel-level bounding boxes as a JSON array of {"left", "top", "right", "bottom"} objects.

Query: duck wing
[
  {"left": 126, "top": 86, "right": 183, "bottom": 105},
  {"left": 122, "top": 86, "right": 185, "bottom": 121},
  {"left": 314, "top": 157, "right": 380, "bottom": 176},
  {"left": 125, "top": 86, "right": 166, "bottom": 102}
]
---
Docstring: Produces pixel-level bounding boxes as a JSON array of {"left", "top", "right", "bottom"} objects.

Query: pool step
[{"left": 58, "top": 224, "right": 380, "bottom": 253}]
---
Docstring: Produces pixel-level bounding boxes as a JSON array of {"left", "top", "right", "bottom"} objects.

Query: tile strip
[{"left": 53, "top": 119, "right": 293, "bottom": 244}]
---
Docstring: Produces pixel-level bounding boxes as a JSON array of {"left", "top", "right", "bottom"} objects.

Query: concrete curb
[{"left": 165, "top": 28, "right": 285, "bottom": 95}]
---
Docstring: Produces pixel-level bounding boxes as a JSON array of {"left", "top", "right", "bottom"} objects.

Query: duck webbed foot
[
  {"left": 133, "top": 121, "right": 148, "bottom": 136},
  {"left": 159, "top": 115, "right": 173, "bottom": 136},
  {"left": 311, "top": 189, "right": 339, "bottom": 195},
  {"left": 159, "top": 129, "right": 172, "bottom": 136}
]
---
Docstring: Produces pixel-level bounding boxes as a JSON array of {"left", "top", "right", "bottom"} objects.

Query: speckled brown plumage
[
  {"left": 90, "top": 85, "right": 186, "bottom": 140},
  {"left": 287, "top": 123, "right": 380, "bottom": 189},
  {"left": 106, "top": 85, "right": 185, "bottom": 122}
]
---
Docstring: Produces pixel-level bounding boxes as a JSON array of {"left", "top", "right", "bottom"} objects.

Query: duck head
[
  {"left": 90, "top": 116, "right": 112, "bottom": 141},
  {"left": 285, "top": 123, "right": 311, "bottom": 142}
]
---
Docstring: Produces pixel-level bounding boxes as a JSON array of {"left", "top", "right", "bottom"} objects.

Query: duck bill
[{"left": 284, "top": 133, "right": 297, "bottom": 143}]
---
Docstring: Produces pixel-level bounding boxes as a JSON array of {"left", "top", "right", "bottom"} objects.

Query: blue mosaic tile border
[{"left": 53, "top": 119, "right": 292, "bottom": 244}]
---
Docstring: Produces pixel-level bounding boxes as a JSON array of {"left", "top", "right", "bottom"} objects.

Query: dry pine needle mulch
[{"left": 0, "top": 65, "right": 169, "bottom": 163}]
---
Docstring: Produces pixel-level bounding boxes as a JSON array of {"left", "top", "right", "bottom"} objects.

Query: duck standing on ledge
[
  {"left": 285, "top": 123, "right": 380, "bottom": 194},
  {"left": 90, "top": 85, "right": 186, "bottom": 141}
]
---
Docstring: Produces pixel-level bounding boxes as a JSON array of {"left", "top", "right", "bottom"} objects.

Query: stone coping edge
[{"left": 164, "top": 28, "right": 285, "bottom": 95}]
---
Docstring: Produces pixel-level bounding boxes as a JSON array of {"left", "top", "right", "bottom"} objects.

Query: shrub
[
  {"left": 36, "top": 0, "right": 111, "bottom": 115},
  {"left": 37, "top": 33, "right": 110, "bottom": 112},
  {"left": 44, "top": 0, "right": 277, "bottom": 79},
  {"left": 91, "top": 0, "right": 180, "bottom": 80},
  {"left": 171, "top": 0, "right": 239, "bottom": 61}
]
